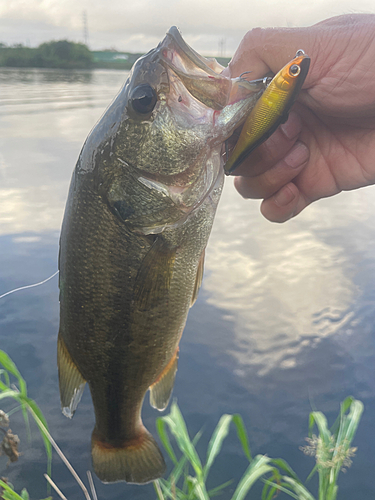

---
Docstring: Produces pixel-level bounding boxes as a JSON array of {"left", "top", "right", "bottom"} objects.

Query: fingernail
[
  {"left": 274, "top": 185, "right": 296, "bottom": 207},
  {"left": 284, "top": 141, "right": 309, "bottom": 169},
  {"left": 280, "top": 111, "right": 302, "bottom": 140}
]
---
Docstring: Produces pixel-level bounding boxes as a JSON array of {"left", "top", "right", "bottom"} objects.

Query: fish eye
[
  {"left": 129, "top": 84, "right": 157, "bottom": 115},
  {"left": 289, "top": 64, "right": 301, "bottom": 77}
]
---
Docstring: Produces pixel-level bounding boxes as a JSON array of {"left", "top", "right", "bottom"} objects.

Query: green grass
[
  {"left": 154, "top": 404, "right": 273, "bottom": 500},
  {"left": 0, "top": 350, "right": 52, "bottom": 472},
  {"left": 155, "top": 398, "right": 363, "bottom": 500},
  {"left": 0, "top": 350, "right": 364, "bottom": 500}
]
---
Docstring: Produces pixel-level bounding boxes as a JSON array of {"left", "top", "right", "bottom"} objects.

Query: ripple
[{"left": 203, "top": 179, "right": 368, "bottom": 375}]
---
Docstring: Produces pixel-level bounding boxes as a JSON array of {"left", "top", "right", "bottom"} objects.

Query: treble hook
[{"left": 239, "top": 70, "right": 253, "bottom": 80}]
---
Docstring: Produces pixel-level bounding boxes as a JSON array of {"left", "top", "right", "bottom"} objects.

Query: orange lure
[{"left": 224, "top": 50, "right": 310, "bottom": 174}]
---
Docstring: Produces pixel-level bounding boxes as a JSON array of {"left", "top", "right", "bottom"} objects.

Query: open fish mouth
[
  {"left": 160, "top": 26, "right": 266, "bottom": 110},
  {"left": 159, "top": 26, "right": 232, "bottom": 111}
]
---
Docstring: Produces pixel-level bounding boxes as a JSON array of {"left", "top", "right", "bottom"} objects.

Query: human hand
[{"left": 224, "top": 14, "right": 375, "bottom": 222}]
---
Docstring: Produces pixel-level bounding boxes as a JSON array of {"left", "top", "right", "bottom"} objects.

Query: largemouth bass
[
  {"left": 224, "top": 50, "right": 310, "bottom": 173},
  {"left": 57, "top": 27, "right": 266, "bottom": 484}
]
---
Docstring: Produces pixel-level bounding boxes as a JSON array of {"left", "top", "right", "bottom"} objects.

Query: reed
[
  {"left": 0, "top": 350, "right": 364, "bottom": 500},
  {"left": 155, "top": 398, "right": 363, "bottom": 500}
]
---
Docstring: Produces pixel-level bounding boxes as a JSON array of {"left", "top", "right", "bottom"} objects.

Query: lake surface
[{"left": 1, "top": 67, "right": 375, "bottom": 499}]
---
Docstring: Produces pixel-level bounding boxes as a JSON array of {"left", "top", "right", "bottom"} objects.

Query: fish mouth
[
  {"left": 159, "top": 27, "right": 231, "bottom": 111},
  {"left": 165, "top": 27, "right": 222, "bottom": 77},
  {"left": 128, "top": 30, "right": 221, "bottom": 227},
  {"left": 158, "top": 26, "right": 264, "bottom": 112}
]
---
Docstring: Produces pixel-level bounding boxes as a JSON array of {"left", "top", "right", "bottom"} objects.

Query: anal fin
[
  {"left": 191, "top": 249, "right": 205, "bottom": 306},
  {"left": 57, "top": 333, "right": 86, "bottom": 419},
  {"left": 149, "top": 349, "right": 179, "bottom": 411}
]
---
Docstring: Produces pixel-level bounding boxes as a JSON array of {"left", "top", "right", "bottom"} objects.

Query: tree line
[
  {"left": 0, "top": 40, "right": 93, "bottom": 69},
  {"left": 0, "top": 40, "right": 230, "bottom": 70}
]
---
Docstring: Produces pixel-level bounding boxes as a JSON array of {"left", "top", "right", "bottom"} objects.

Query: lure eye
[
  {"left": 129, "top": 84, "right": 157, "bottom": 115},
  {"left": 289, "top": 64, "right": 301, "bottom": 77},
  {"left": 295, "top": 49, "right": 305, "bottom": 57}
]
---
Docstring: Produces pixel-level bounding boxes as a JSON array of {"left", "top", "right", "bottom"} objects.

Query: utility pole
[
  {"left": 218, "top": 38, "right": 226, "bottom": 58},
  {"left": 83, "top": 11, "right": 89, "bottom": 47}
]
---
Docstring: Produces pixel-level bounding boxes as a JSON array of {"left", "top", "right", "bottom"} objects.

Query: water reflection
[
  {"left": 0, "top": 68, "right": 128, "bottom": 236},
  {"left": 0, "top": 68, "right": 126, "bottom": 118},
  {"left": 0, "top": 67, "right": 94, "bottom": 85},
  {"left": 1, "top": 68, "right": 375, "bottom": 499},
  {"left": 203, "top": 181, "right": 359, "bottom": 375}
]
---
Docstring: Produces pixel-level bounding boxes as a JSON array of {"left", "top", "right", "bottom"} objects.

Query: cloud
[{"left": 1, "top": 0, "right": 375, "bottom": 53}]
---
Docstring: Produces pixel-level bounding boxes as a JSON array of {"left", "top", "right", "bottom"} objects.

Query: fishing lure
[{"left": 224, "top": 49, "right": 310, "bottom": 174}]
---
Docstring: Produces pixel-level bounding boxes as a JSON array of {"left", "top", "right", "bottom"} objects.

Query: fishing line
[{"left": 0, "top": 270, "right": 59, "bottom": 300}]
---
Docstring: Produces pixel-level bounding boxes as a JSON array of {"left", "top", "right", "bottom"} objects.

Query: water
[{"left": 0, "top": 67, "right": 375, "bottom": 498}]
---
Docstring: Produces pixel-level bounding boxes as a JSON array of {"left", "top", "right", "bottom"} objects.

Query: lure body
[{"left": 224, "top": 50, "right": 310, "bottom": 174}]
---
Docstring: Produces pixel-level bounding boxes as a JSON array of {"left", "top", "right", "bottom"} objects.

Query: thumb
[
  {"left": 225, "top": 14, "right": 370, "bottom": 85},
  {"left": 226, "top": 25, "right": 317, "bottom": 81}
]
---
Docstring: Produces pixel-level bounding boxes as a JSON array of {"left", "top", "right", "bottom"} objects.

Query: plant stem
[
  {"left": 29, "top": 407, "right": 92, "bottom": 500},
  {"left": 87, "top": 471, "right": 98, "bottom": 500},
  {"left": 44, "top": 474, "right": 68, "bottom": 500}
]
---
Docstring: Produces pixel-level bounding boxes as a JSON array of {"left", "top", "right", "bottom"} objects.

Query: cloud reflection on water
[
  {"left": 202, "top": 179, "right": 375, "bottom": 375},
  {"left": 0, "top": 68, "right": 128, "bottom": 236}
]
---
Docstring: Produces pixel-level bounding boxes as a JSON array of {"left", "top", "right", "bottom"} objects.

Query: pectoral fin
[
  {"left": 57, "top": 333, "right": 86, "bottom": 419},
  {"left": 133, "top": 237, "right": 177, "bottom": 311},
  {"left": 191, "top": 250, "right": 205, "bottom": 307},
  {"left": 149, "top": 349, "right": 179, "bottom": 411}
]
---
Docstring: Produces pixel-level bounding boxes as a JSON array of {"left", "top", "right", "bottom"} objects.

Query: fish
[
  {"left": 224, "top": 50, "right": 310, "bottom": 174},
  {"left": 57, "top": 26, "right": 267, "bottom": 485}
]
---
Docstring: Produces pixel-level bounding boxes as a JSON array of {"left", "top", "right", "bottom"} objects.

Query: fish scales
[{"left": 58, "top": 26, "right": 266, "bottom": 484}]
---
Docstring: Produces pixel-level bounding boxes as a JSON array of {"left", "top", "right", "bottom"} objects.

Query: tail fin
[{"left": 91, "top": 427, "right": 166, "bottom": 484}]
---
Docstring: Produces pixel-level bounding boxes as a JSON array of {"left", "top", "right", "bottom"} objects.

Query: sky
[{"left": 1, "top": 0, "right": 375, "bottom": 56}]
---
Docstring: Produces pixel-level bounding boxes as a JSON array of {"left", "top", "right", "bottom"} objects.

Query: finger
[
  {"left": 227, "top": 27, "right": 312, "bottom": 79},
  {"left": 225, "top": 24, "right": 327, "bottom": 88},
  {"left": 234, "top": 141, "right": 309, "bottom": 199},
  {"left": 260, "top": 182, "right": 310, "bottom": 223},
  {"left": 229, "top": 110, "right": 303, "bottom": 178}
]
